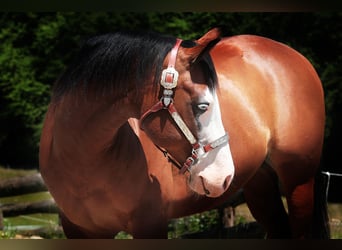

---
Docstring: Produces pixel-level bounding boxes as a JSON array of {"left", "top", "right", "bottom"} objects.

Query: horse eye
[
  {"left": 197, "top": 103, "right": 209, "bottom": 111},
  {"left": 193, "top": 102, "right": 209, "bottom": 116}
]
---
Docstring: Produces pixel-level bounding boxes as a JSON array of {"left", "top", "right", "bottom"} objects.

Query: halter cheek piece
[{"left": 139, "top": 39, "right": 229, "bottom": 174}]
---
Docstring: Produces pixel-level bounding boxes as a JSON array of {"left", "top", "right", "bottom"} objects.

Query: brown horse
[{"left": 39, "top": 28, "right": 329, "bottom": 238}]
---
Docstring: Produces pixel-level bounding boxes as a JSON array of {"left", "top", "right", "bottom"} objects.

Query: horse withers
[{"left": 39, "top": 28, "right": 329, "bottom": 238}]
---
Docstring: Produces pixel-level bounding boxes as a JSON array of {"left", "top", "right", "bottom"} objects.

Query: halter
[{"left": 139, "top": 39, "right": 229, "bottom": 174}]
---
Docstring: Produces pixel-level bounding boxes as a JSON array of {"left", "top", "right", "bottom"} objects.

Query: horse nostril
[
  {"left": 200, "top": 176, "right": 210, "bottom": 195},
  {"left": 223, "top": 175, "right": 232, "bottom": 191},
  {"left": 223, "top": 178, "right": 228, "bottom": 190}
]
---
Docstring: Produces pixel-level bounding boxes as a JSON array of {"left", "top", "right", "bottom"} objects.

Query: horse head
[{"left": 139, "top": 28, "right": 235, "bottom": 197}]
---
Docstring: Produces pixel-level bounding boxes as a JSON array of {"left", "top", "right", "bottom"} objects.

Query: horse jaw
[{"left": 188, "top": 89, "right": 235, "bottom": 198}]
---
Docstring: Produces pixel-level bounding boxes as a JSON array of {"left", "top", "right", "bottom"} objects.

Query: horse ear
[{"left": 183, "top": 28, "right": 221, "bottom": 63}]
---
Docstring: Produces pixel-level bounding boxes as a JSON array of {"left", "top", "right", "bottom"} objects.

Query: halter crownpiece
[
  {"left": 160, "top": 39, "right": 182, "bottom": 90},
  {"left": 139, "top": 38, "right": 229, "bottom": 174},
  {"left": 160, "top": 39, "right": 182, "bottom": 107}
]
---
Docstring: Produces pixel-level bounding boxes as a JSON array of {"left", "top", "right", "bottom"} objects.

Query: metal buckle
[
  {"left": 192, "top": 145, "right": 204, "bottom": 159},
  {"left": 161, "top": 67, "right": 179, "bottom": 89},
  {"left": 187, "top": 156, "right": 195, "bottom": 165}
]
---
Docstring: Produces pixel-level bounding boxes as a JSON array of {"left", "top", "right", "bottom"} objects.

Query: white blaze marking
[{"left": 189, "top": 88, "right": 235, "bottom": 197}]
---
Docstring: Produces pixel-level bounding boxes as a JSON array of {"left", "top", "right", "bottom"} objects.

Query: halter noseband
[{"left": 139, "top": 39, "right": 228, "bottom": 174}]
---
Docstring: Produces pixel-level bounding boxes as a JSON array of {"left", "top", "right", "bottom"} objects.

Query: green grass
[
  {"left": 0, "top": 191, "right": 52, "bottom": 204},
  {"left": 3, "top": 213, "right": 59, "bottom": 228},
  {"left": 328, "top": 203, "right": 342, "bottom": 239}
]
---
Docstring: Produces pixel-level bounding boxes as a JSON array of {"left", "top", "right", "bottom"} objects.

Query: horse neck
[{"left": 52, "top": 92, "right": 140, "bottom": 160}]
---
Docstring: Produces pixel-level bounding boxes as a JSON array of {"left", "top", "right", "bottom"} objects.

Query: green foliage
[
  {"left": 168, "top": 210, "right": 220, "bottom": 238},
  {"left": 0, "top": 220, "right": 17, "bottom": 239},
  {"left": 0, "top": 14, "right": 50, "bottom": 166},
  {"left": 114, "top": 231, "right": 133, "bottom": 239}
]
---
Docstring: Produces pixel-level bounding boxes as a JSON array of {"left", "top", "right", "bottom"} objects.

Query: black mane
[{"left": 52, "top": 30, "right": 218, "bottom": 102}]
